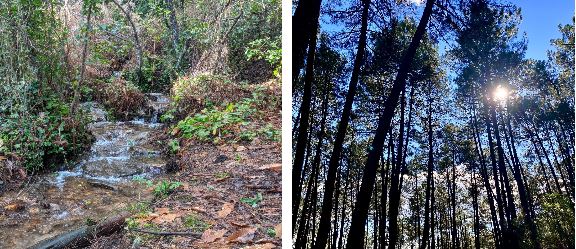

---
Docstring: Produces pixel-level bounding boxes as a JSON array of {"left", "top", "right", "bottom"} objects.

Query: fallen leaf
[
  {"left": 152, "top": 212, "right": 182, "bottom": 224},
  {"left": 227, "top": 227, "right": 257, "bottom": 243},
  {"left": 217, "top": 203, "right": 234, "bottom": 218},
  {"left": 244, "top": 243, "right": 276, "bottom": 249},
  {"left": 155, "top": 207, "right": 170, "bottom": 214},
  {"left": 274, "top": 224, "right": 282, "bottom": 238},
  {"left": 181, "top": 182, "right": 191, "bottom": 191},
  {"left": 230, "top": 221, "right": 249, "bottom": 227},
  {"left": 4, "top": 202, "right": 25, "bottom": 212},
  {"left": 201, "top": 229, "right": 227, "bottom": 243},
  {"left": 0, "top": 156, "right": 6, "bottom": 160},
  {"left": 258, "top": 163, "right": 281, "bottom": 172},
  {"left": 190, "top": 206, "right": 207, "bottom": 213}
]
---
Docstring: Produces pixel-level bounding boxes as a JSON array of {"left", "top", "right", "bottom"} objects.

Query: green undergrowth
[
  {"left": 170, "top": 89, "right": 279, "bottom": 144},
  {"left": 0, "top": 96, "right": 92, "bottom": 173}
]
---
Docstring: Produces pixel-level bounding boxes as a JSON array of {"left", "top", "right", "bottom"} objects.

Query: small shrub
[
  {"left": 0, "top": 97, "right": 92, "bottom": 172},
  {"left": 266, "top": 228, "right": 276, "bottom": 237},
  {"left": 168, "top": 139, "right": 180, "bottom": 154},
  {"left": 259, "top": 124, "right": 280, "bottom": 142},
  {"left": 245, "top": 37, "right": 282, "bottom": 78},
  {"left": 183, "top": 213, "right": 211, "bottom": 233},
  {"left": 240, "top": 192, "right": 263, "bottom": 208},
  {"left": 91, "top": 78, "right": 146, "bottom": 120},
  {"left": 170, "top": 73, "right": 250, "bottom": 119},
  {"left": 175, "top": 99, "right": 256, "bottom": 143},
  {"left": 153, "top": 180, "right": 182, "bottom": 197}
]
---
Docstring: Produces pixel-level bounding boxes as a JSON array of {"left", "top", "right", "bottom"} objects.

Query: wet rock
[
  {"left": 49, "top": 203, "right": 61, "bottom": 211},
  {"left": 214, "top": 155, "right": 229, "bottom": 163},
  {"left": 101, "top": 196, "right": 113, "bottom": 205},
  {"left": 39, "top": 202, "right": 50, "bottom": 209},
  {"left": 165, "top": 159, "right": 180, "bottom": 173}
]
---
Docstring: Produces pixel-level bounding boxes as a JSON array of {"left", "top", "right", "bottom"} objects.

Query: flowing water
[{"left": 0, "top": 94, "right": 170, "bottom": 248}]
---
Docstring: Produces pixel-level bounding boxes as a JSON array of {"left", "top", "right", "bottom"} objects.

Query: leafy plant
[
  {"left": 183, "top": 213, "right": 211, "bottom": 232},
  {"left": 168, "top": 139, "right": 180, "bottom": 154},
  {"left": 245, "top": 37, "right": 282, "bottom": 77},
  {"left": 259, "top": 124, "right": 280, "bottom": 141},
  {"left": 160, "top": 108, "right": 176, "bottom": 123},
  {"left": 175, "top": 98, "right": 256, "bottom": 143},
  {"left": 240, "top": 192, "right": 263, "bottom": 208},
  {"left": 215, "top": 172, "right": 230, "bottom": 179},
  {"left": 153, "top": 180, "right": 182, "bottom": 197},
  {"left": 132, "top": 176, "right": 154, "bottom": 187},
  {"left": 266, "top": 227, "right": 276, "bottom": 237}
]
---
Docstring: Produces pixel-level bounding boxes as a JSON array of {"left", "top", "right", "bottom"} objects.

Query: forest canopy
[{"left": 292, "top": 0, "right": 574, "bottom": 248}]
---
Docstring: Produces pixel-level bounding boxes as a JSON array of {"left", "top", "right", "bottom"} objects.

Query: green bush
[
  {"left": 245, "top": 37, "right": 282, "bottom": 77},
  {"left": 0, "top": 98, "right": 92, "bottom": 172},
  {"left": 175, "top": 98, "right": 256, "bottom": 143}
]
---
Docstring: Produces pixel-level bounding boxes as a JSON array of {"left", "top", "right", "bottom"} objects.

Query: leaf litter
[{"left": 90, "top": 125, "right": 281, "bottom": 248}]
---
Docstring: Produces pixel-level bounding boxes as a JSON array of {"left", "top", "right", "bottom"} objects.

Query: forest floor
[
  {"left": 88, "top": 83, "right": 282, "bottom": 248},
  {"left": 90, "top": 134, "right": 282, "bottom": 248}
]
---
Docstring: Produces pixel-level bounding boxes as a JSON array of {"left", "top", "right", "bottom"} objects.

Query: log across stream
[{"left": 0, "top": 94, "right": 170, "bottom": 248}]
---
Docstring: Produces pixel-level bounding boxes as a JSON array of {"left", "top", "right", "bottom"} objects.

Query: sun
[{"left": 493, "top": 85, "right": 509, "bottom": 102}]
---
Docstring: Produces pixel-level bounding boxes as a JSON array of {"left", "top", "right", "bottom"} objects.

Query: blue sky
[
  {"left": 514, "top": 0, "right": 575, "bottom": 60},
  {"left": 318, "top": 1, "right": 574, "bottom": 61}
]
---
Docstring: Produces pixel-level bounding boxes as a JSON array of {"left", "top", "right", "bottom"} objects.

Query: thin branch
[{"left": 131, "top": 229, "right": 202, "bottom": 237}]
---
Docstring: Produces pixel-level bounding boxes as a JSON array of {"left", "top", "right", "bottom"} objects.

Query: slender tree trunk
[
  {"left": 504, "top": 113, "right": 541, "bottom": 249},
  {"left": 292, "top": 9, "right": 320, "bottom": 227},
  {"left": 332, "top": 171, "right": 342, "bottom": 249},
  {"left": 523, "top": 120, "right": 562, "bottom": 193},
  {"left": 295, "top": 93, "right": 328, "bottom": 249},
  {"left": 337, "top": 176, "right": 348, "bottom": 249},
  {"left": 292, "top": 0, "right": 322, "bottom": 80},
  {"left": 485, "top": 113, "right": 508, "bottom": 237},
  {"left": 345, "top": 1, "right": 436, "bottom": 247},
  {"left": 313, "top": 0, "right": 370, "bottom": 247},
  {"left": 490, "top": 107, "right": 517, "bottom": 226},
  {"left": 71, "top": 4, "right": 93, "bottom": 115},
  {"left": 164, "top": 0, "right": 180, "bottom": 68},
  {"left": 419, "top": 87, "right": 434, "bottom": 249},
  {"left": 451, "top": 150, "right": 458, "bottom": 249},
  {"left": 471, "top": 171, "right": 480, "bottom": 249},
  {"left": 471, "top": 105, "right": 500, "bottom": 247},
  {"left": 380, "top": 131, "right": 393, "bottom": 249},
  {"left": 430, "top": 177, "right": 435, "bottom": 249},
  {"left": 110, "top": 0, "right": 143, "bottom": 84}
]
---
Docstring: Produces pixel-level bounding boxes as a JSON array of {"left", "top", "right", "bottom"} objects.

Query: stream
[{"left": 0, "top": 94, "right": 170, "bottom": 248}]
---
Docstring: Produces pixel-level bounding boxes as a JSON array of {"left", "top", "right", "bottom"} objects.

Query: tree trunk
[
  {"left": 338, "top": 2, "right": 437, "bottom": 248},
  {"left": 471, "top": 171, "right": 480, "bottom": 249},
  {"left": 71, "top": 4, "right": 93, "bottom": 116},
  {"left": 30, "top": 212, "right": 130, "bottom": 249},
  {"left": 490, "top": 107, "right": 517, "bottom": 224},
  {"left": 292, "top": 0, "right": 322, "bottom": 80},
  {"left": 419, "top": 86, "right": 434, "bottom": 249},
  {"left": 485, "top": 113, "right": 508, "bottom": 236},
  {"left": 110, "top": 0, "right": 143, "bottom": 84},
  {"left": 313, "top": 0, "right": 370, "bottom": 247},
  {"left": 379, "top": 131, "right": 393, "bottom": 249},
  {"left": 505, "top": 113, "right": 541, "bottom": 249},
  {"left": 292, "top": 6, "right": 320, "bottom": 227},
  {"left": 164, "top": 0, "right": 180, "bottom": 68},
  {"left": 451, "top": 150, "right": 458, "bottom": 249}
]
